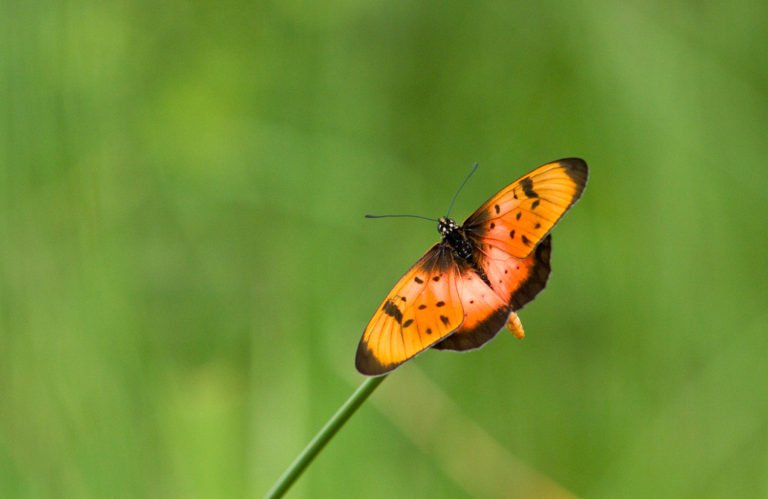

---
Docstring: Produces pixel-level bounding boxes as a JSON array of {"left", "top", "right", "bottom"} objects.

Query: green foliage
[{"left": 1, "top": 1, "right": 767, "bottom": 497}]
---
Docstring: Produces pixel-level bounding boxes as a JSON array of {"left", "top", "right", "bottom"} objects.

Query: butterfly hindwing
[
  {"left": 463, "top": 158, "right": 587, "bottom": 258},
  {"left": 355, "top": 244, "right": 464, "bottom": 376},
  {"left": 480, "top": 233, "right": 552, "bottom": 311},
  {"left": 433, "top": 235, "right": 552, "bottom": 351},
  {"left": 431, "top": 267, "right": 509, "bottom": 351}
]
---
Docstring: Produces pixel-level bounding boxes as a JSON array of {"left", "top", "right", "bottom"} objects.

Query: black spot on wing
[
  {"left": 440, "top": 315, "right": 450, "bottom": 325},
  {"left": 403, "top": 319, "right": 413, "bottom": 327},
  {"left": 382, "top": 300, "right": 403, "bottom": 324},
  {"left": 436, "top": 301, "right": 445, "bottom": 307},
  {"left": 520, "top": 177, "right": 538, "bottom": 198},
  {"left": 521, "top": 235, "right": 530, "bottom": 246},
  {"left": 414, "top": 276, "right": 423, "bottom": 284},
  {"left": 531, "top": 199, "right": 540, "bottom": 210},
  {"left": 494, "top": 204, "right": 500, "bottom": 214},
  {"left": 418, "top": 304, "right": 427, "bottom": 310}
]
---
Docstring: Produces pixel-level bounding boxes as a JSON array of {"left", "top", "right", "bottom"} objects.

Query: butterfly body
[
  {"left": 437, "top": 216, "right": 489, "bottom": 284},
  {"left": 437, "top": 217, "right": 470, "bottom": 258},
  {"left": 356, "top": 158, "right": 588, "bottom": 376}
]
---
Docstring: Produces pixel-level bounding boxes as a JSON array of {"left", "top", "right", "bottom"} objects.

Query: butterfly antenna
[
  {"left": 445, "top": 162, "right": 478, "bottom": 217},
  {"left": 365, "top": 214, "right": 438, "bottom": 222}
]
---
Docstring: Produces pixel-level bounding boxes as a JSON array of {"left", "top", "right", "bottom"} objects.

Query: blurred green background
[{"left": 2, "top": 0, "right": 767, "bottom": 497}]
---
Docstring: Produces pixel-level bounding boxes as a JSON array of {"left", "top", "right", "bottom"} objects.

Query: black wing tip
[
  {"left": 556, "top": 157, "right": 589, "bottom": 183},
  {"left": 556, "top": 156, "right": 587, "bottom": 168},
  {"left": 551, "top": 158, "right": 588, "bottom": 209},
  {"left": 355, "top": 340, "right": 396, "bottom": 377}
]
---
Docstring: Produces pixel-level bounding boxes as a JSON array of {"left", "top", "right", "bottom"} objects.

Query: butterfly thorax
[{"left": 438, "top": 216, "right": 474, "bottom": 261}]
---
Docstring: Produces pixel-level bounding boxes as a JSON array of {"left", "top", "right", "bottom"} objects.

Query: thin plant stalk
[{"left": 266, "top": 375, "right": 388, "bottom": 498}]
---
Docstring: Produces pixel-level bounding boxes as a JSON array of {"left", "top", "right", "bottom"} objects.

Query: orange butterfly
[{"left": 356, "top": 158, "right": 588, "bottom": 376}]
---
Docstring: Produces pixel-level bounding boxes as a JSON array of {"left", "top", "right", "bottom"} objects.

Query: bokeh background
[{"left": 2, "top": 1, "right": 767, "bottom": 497}]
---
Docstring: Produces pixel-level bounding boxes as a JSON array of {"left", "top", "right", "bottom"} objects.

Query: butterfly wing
[
  {"left": 463, "top": 158, "right": 587, "bottom": 258},
  {"left": 433, "top": 235, "right": 551, "bottom": 351},
  {"left": 356, "top": 244, "right": 464, "bottom": 376}
]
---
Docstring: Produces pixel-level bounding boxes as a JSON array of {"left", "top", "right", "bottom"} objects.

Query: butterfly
[{"left": 355, "top": 158, "right": 588, "bottom": 376}]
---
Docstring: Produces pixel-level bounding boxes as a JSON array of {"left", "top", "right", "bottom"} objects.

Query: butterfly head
[{"left": 437, "top": 217, "right": 458, "bottom": 237}]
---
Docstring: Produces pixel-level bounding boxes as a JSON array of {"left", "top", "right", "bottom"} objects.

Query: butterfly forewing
[
  {"left": 356, "top": 244, "right": 464, "bottom": 376},
  {"left": 464, "top": 158, "right": 587, "bottom": 258}
]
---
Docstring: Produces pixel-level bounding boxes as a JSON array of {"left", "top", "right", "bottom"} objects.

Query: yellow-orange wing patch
[
  {"left": 356, "top": 244, "right": 464, "bottom": 376},
  {"left": 463, "top": 158, "right": 587, "bottom": 258}
]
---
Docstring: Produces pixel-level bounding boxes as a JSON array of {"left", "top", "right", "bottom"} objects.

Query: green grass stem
[{"left": 265, "top": 375, "right": 388, "bottom": 498}]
